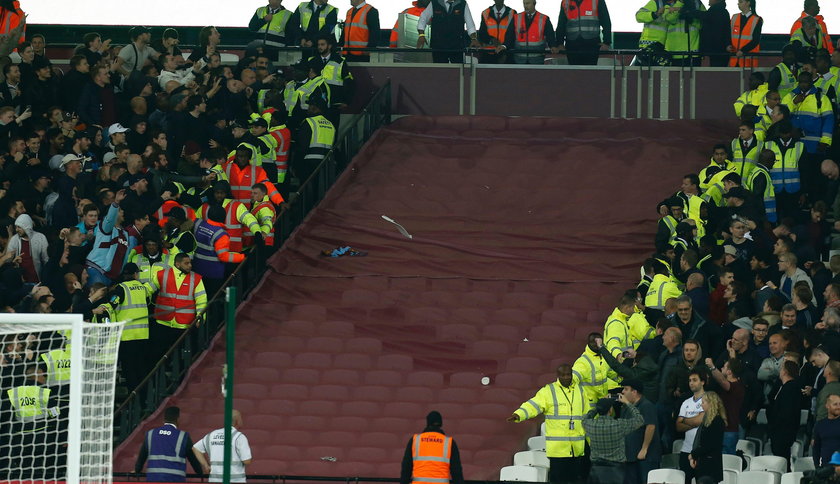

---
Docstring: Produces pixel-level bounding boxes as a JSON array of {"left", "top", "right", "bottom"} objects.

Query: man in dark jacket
[
  {"left": 599, "top": 343, "right": 660, "bottom": 402},
  {"left": 768, "top": 360, "right": 802, "bottom": 463},
  {"left": 700, "top": 0, "right": 730, "bottom": 67},
  {"left": 77, "top": 65, "right": 117, "bottom": 128},
  {"left": 668, "top": 295, "right": 724, "bottom": 358},
  {"left": 59, "top": 55, "right": 90, "bottom": 112}
]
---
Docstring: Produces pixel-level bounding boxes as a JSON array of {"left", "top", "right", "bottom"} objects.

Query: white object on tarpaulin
[{"left": 381, "top": 215, "right": 413, "bottom": 239}]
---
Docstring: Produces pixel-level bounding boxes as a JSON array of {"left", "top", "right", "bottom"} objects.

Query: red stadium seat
[
  {"left": 470, "top": 340, "right": 511, "bottom": 356},
  {"left": 277, "top": 319, "right": 317, "bottom": 336},
  {"left": 284, "top": 415, "right": 328, "bottom": 431},
  {"left": 439, "top": 388, "right": 476, "bottom": 403},
  {"left": 340, "top": 401, "right": 382, "bottom": 418},
  {"left": 394, "top": 387, "right": 436, "bottom": 403},
  {"left": 334, "top": 353, "right": 373, "bottom": 370},
  {"left": 344, "top": 337, "right": 383, "bottom": 354},
  {"left": 363, "top": 370, "right": 403, "bottom": 386},
  {"left": 450, "top": 308, "right": 490, "bottom": 323},
  {"left": 322, "top": 369, "right": 362, "bottom": 385},
  {"left": 253, "top": 350, "right": 294, "bottom": 366},
  {"left": 506, "top": 356, "right": 543, "bottom": 373},
  {"left": 281, "top": 368, "right": 320, "bottom": 384},
  {"left": 449, "top": 371, "right": 484, "bottom": 387},
  {"left": 306, "top": 336, "right": 344, "bottom": 353},
  {"left": 329, "top": 416, "right": 370, "bottom": 432},
  {"left": 317, "top": 320, "right": 356, "bottom": 337},
  {"left": 341, "top": 289, "right": 379, "bottom": 306},
  {"left": 529, "top": 325, "right": 573, "bottom": 342},
  {"left": 351, "top": 386, "right": 393, "bottom": 402},
  {"left": 495, "top": 372, "right": 536, "bottom": 390},
  {"left": 540, "top": 309, "right": 581, "bottom": 325},
  {"left": 307, "top": 400, "right": 340, "bottom": 416},
  {"left": 439, "top": 323, "right": 480, "bottom": 341},
  {"left": 406, "top": 307, "right": 448, "bottom": 324},
  {"left": 377, "top": 354, "right": 413, "bottom": 370},
  {"left": 405, "top": 371, "right": 444, "bottom": 387},
  {"left": 294, "top": 352, "right": 333, "bottom": 369},
  {"left": 482, "top": 324, "right": 523, "bottom": 341},
  {"left": 269, "top": 384, "right": 309, "bottom": 399},
  {"left": 310, "top": 384, "right": 352, "bottom": 401},
  {"left": 288, "top": 304, "right": 327, "bottom": 321}
]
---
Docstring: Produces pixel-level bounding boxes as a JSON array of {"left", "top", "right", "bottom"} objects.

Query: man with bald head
[
  {"left": 193, "top": 410, "right": 253, "bottom": 482},
  {"left": 684, "top": 273, "right": 709, "bottom": 320},
  {"left": 714, "top": 328, "right": 761, "bottom": 374}
]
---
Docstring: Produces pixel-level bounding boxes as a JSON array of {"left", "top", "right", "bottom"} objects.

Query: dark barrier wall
[{"left": 348, "top": 63, "right": 755, "bottom": 120}]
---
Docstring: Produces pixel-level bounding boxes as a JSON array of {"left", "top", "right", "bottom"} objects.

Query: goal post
[{"left": 0, "top": 313, "right": 123, "bottom": 484}]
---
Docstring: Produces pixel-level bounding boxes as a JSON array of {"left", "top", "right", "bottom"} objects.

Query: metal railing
[
  {"left": 112, "top": 472, "right": 539, "bottom": 484},
  {"left": 113, "top": 79, "right": 392, "bottom": 445}
]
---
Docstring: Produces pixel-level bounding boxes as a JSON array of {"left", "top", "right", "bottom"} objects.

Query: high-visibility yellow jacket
[
  {"left": 644, "top": 273, "right": 683, "bottom": 310},
  {"left": 603, "top": 307, "right": 632, "bottom": 358},
  {"left": 513, "top": 380, "right": 588, "bottom": 458},
  {"left": 572, "top": 345, "right": 619, "bottom": 407}
]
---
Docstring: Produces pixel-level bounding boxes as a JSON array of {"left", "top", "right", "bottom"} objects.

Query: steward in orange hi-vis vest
[{"left": 400, "top": 411, "right": 464, "bottom": 484}]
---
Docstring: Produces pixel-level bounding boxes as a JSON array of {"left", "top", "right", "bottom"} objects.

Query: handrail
[
  {"left": 112, "top": 80, "right": 392, "bottom": 445},
  {"left": 112, "top": 472, "right": 541, "bottom": 484}
]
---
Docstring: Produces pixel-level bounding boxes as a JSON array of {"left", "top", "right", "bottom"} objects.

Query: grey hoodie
[{"left": 7, "top": 214, "right": 49, "bottom": 278}]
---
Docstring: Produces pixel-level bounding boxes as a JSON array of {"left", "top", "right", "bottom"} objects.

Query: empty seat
[
  {"left": 237, "top": 367, "right": 281, "bottom": 383},
  {"left": 294, "top": 352, "right": 333, "bottom": 368},
  {"left": 749, "top": 456, "right": 787, "bottom": 475},
  {"left": 339, "top": 401, "right": 381, "bottom": 418},
  {"left": 513, "top": 450, "right": 549, "bottom": 468},
  {"left": 517, "top": 341, "right": 556, "bottom": 357},
  {"left": 347, "top": 446, "right": 390, "bottom": 463},
  {"left": 351, "top": 386, "right": 392, "bottom": 402},
  {"left": 450, "top": 308, "right": 489, "bottom": 323},
  {"left": 334, "top": 353, "right": 373, "bottom": 370},
  {"left": 406, "top": 307, "right": 448, "bottom": 324},
  {"left": 317, "top": 430, "right": 358, "bottom": 446},
  {"left": 450, "top": 372, "right": 484, "bottom": 387},
  {"left": 306, "top": 400, "right": 339, "bottom": 416},
  {"left": 723, "top": 469, "right": 739, "bottom": 484},
  {"left": 256, "top": 399, "right": 295, "bottom": 414},
  {"left": 527, "top": 436, "right": 545, "bottom": 451},
  {"left": 377, "top": 354, "right": 413, "bottom": 370},
  {"left": 406, "top": 371, "right": 444, "bottom": 387},
  {"left": 321, "top": 369, "right": 361, "bottom": 385},
  {"left": 462, "top": 292, "right": 499, "bottom": 308},
  {"left": 724, "top": 454, "right": 744, "bottom": 472},
  {"left": 503, "top": 292, "right": 550, "bottom": 310},
  {"left": 737, "top": 439, "right": 757, "bottom": 456},
  {"left": 439, "top": 323, "right": 480, "bottom": 341},
  {"left": 363, "top": 370, "right": 403, "bottom": 386},
  {"left": 529, "top": 326, "right": 572, "bottom": 342},
  {"left": 310, "top": 384, "right": 351, "bottom": 401},
  {"left": 672, "top": 439, "right": 685, "bottom": 454},
  {"left": 282, "top": 368, "right": 320, "bottom": 384},
  {"left": 781, "top": 473, "right": 803, "bottom": 484},
  {"left": 317, "top": 321, "right": 355, "bottom": 337},
  {"left": 344, "top": 337, "right": 383, "bottom": 354},
  {"left": 420, "top": 291, "right": 460, "bottom": 306},
  {"left": 792, "top": 457, "right": 814, "bottom": 472},
  {"left": 739, "top": 471, "right": 776, "bottom": 484},
  {"left": 394, "top": 387, "right": 436, "bottom": 403},
  {"left": 500, "top": 465, "right": 548, "bottom": 482},
  {"left": 540, "top": 309, "right": 579, "bottom": 325},
  {"left": 647, "top": 468, "right": 685, "bottom": 484},
  {"left": 305, "top": 336, "right": 344, "bottom": 353},
  {"left": 471, "top": 340, "right": 511, "bottom": 356},
  {"left": 288, "top": 304, "right": 327, "bottom": 321},
  {"left": 495, "top": 372, "right": 535, "bottom": 390},
  {"left": 278, "top": 319, "right": 318, "bottom": 336},
  {"left": 506, "top": 357, "right": 544, "bottom": 373},
  {"left": 329, "top": 416, "right": 369, "bottom": 432},
  {"left": 490, "top": 308, "right": 530, "bottom": 325},
  {"left": 253, "top": 350, "right": 295, "bottom": 367},
  {"left": 440, "top": 388, "right": 476, "bottom": 403}
]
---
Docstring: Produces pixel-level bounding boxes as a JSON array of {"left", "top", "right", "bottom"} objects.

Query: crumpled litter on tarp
[{"left": 321, "top": 246, "right": 368, "bottom": 258}]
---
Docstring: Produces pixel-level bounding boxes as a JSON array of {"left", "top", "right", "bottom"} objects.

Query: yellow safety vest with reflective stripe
[
  {"left": 636, "top": 0, "right": 669, "bottom": 45},
  {"left": 683, "top": 194, "right": 705, "bottom": 240},
  {"left": 256, "top": 6, "right": 292, "bottom": 37},
  {"left": 603, "top": 307, "right": 632, "bottom": 358},
  {"left": 730, "top": 137, "right": 763, "bottom": 180},
  {"left": 7, "top": 386, "right": 50, "bottom": 431},
  {"left": 733, "top": 83, "right": 768, "bottom": 117},
  {"left": 513, "top": 381, "right": 587, "bottom": 458},
  {"left": 130, "top": 252, "right": 170, "bottom": 287},
  {"left": 699, "top": 159, "right": 733, "bottom": 190},
  {"left": 572, "top": 346, "right": 618, "bottom": 407},
  {"left": 701, "top": 169, "right": 733, "bottom": 208},
  {"left": 284, "top": 80, "right": 301, "bottom": 113},
  {"left": 629, "top": 311, "right": 655, "bottom": 348},
  {"left": 644, "top": 273, "right": 682, "bottom": 310},
  {"left": 40, "top": 349, "right": 71, "bottom": 388},
  {"left": 289, "top": 76, "right": 331, "bottom": 115},
  {"left": 305, "top": 115, "right": 336, "bottom": 161},
  {"left": 116, "top": 279, "right": 152, "bottom": 341},
  {"left": 298, "top": 2, "right": 336, "bottom": 31},
  {"left": 166, "top": 231, "right": 197, "bottom": 264},
  {"left": 774, "top": 62, "right": 798, "bottom": 99},
  {"left": 745, "top": 163, "right": 777, "bottom": 223}
]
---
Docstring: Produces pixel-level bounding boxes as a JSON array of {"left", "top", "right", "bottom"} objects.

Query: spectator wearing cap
[
  {"left": 122, "top": 171, "right": 159, "bottom": 220},
  {"left": 22, "top": 56, "right": 57, "bottom": 119},
  {"left": 78, "top": 64, "right": 117, "bottom": 128},
  {"left": 619, "top": 380, "right": 660, "bottom": 484},
  {"left": 723, "top": 186, "right": 763, "bottom": 226},
  {"left": 582, "top": 395, "right": 644, "bottom": 484},
  {"left": 114, "top": 26, "right": 161, "bottom": 77},
  {"left": 51, "top": 154, "right": 85, "bottom": 230},
  {"left": 400, "top": 410, "right": 464, "bottom": 484},
  {"left": 85, "top": 189, "right": 137, "bottom": 286},
  {"left": 192, "top": 204, "right": 245, "bottom": 297},
  {"left": 151, "top": 28, "right": 183, "bottom": 62},
  {"left": 176, "top": 140, "right": 205, "bottom": 179},
  {"left": 106, "top": 123, "right": 129, "bottom": 152},
  {"left": 6, "top": 213, "right": 48, "bottom": 284}
]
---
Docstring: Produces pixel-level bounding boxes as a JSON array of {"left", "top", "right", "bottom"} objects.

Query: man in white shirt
[
  {"left": 158, "top": 54, "right": 205, "bottom": 90},
  {"left": 675, "top": 369, "right": 706, "bottom": 484},
  {"left": 115, "top": 26, "right": 160, "bottom": 76},
  {"left": 416, "top": 0, "right": 481, "bottom": 63},
  {"left": 193, "top": 410, "right": 253, "bottom": 483}
]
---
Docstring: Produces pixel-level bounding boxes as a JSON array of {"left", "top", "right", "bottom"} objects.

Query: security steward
[
  {"left": 93, "top": 262, "right": 155, "bottom": 391},
  {"left": 508, "top": 364, "right": 588, "bottom": 484},
  {"left": 294, "top": 96, "right": 336, "bottom": 186},
  {"left": 250, "top": 183, "right": 278, "bottom": 247},
  {"left": 556, "top": 0, "right": 612, "bottom": 66},
  {"left": 573, "top": 333, "right": 619, "bottom": 409},
  {"left": 135, "top": 406, "right": 208, "bottom": 482},
  {"left": 478, "top": 0, "right": 516, "bottom": 64},
  {"left": 513, "top": 0, "right": 560, "bottom": 65},
  {"left": 340, "top": 0, "right": 380, "bottom": 62},
  {"left": 162, "top": 207, "right": 198, "bottom": 262},
  {"left": 151, "top": 253, "right": 208, "bottom": 359},
  {"left": 416, "top": 0, "right": 483, "bottom": 64},
  {"left": 288, "top": 0, "right": 338, "bottom": 51},
  {"left": 400, "top": 411, "right": 464, "bottom": 484},
  {"left": 248, "top": 0, "right": 292, "bottom": 55},
  {"left": 7, "top": 366, "right": 59, "bottom": 480},
  {"left": 192, "top": 204, "right": 246, "bottom": 298},
  {"left": 196, "top": 181, "right": 262, "bottom": 254},
  {"left": 603, "top": 294, "right": 636, "bottom": 360},
  {"left": 643, "top": 260, "right": 682, "bottom": 320},
  {"left": 308, "top": 35, "right": 354, "bottom": 128}
]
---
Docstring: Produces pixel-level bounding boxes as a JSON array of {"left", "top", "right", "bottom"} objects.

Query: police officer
[
  {"left": 508, "top": 364, "right": 588, "bottom": 484},
  {"left": 400, "top": 411, "right": 464, "bottom": 484},
  {"left": 6, "top": 366, "right": 59, "bottom": 480},
  {"left": 93, "top": 262, "right": 155, "bottom": 391},
  {"left": 135, "top": 406, "right": 208, "bottom": 482}
]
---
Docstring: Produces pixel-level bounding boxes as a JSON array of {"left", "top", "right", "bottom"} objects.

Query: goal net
[{"left": 0, "top": 313, "right": 123, "bottom": 484}]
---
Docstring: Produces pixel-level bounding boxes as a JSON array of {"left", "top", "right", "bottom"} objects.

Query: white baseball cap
[{"left": 108, "top": 123, "right": 129, "bottom": 137}]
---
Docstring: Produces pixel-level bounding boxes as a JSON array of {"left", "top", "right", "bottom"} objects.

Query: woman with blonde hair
[{"left": 689, "top": 390, "right": 726, "bottom": 483}]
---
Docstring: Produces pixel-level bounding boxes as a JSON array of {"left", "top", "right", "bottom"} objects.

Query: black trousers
[
  {"left": 10, "top": 431, "right": 49, "bottom": 480},
  {"left": 151, "top": 323, "right": 187, "bottom": 360},
  {"left": 679, "top": 452, "right": 695, "bottom": 484},
  {"left": 119, "top": 338, "right": 150, "bottom": 392},
  {"left": 589, "top": 462, "right": 625, "bottom": 484},
  {"left": 550, "top": 456, "right": 585, "bottom": 484},
  {"left": 565, "top": 39, "right": 601, "bottom": 65},
  {"left": 800, "top": 152, "right": 825, "bottom": 202},
  {"left": 432, "top": 50, "right": 463, "bottom": 64},
  {"left": 345, "top": 54, "right": 370, "bottom": 63}
]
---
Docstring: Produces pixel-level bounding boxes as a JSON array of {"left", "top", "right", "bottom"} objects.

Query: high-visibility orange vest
[
  {"left": 790, "top": 12, "right": 834, "bottom": 54},
  {"left": 155, "top": 200, "right": 196, "bottom": 227},
  {"left": 223, "top": 161, "right": 283, "bottom": 206},
  {"left": 343, "top": 3, "right": 373, "bottom": 57},
  {"left": 729, "top": 13, "right": 761, "bottom": 68},
  {"left": 268, "top": 125, "right": 291, "bottom": 182},
  {"left": 199, "top": 199, "right": 249, "bottom": 253},
  {"left": 411, "top": 432, "right": 452, "bottom": 484},
  {"left": 0, "top": 3, "right": 25, "bottom": 41},
  {"left": 248, "top": 200, "right": 277, "bottom": 247},
  {"left": 562, "top": 0, "right": 601, "bottom": 41},
  {"left": 154, "top": 267, "right": 201, "bottom": 328},
  {"left": 482, "top": 7, "right": 515, "bottom": 44},
  {"left": 390, "top": 4, "right": 426, "bottom": 48}
]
